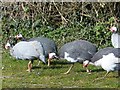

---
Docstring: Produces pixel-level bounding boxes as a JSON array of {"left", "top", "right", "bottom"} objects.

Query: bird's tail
[{"left": 39, "top": 55, "right": 46, "bottom": 64}]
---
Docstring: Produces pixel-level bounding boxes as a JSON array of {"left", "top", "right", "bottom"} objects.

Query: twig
[
  {"left": 92, "top": 3, "right": 98, "bottom": 17},
  {"left": 53, "top": 2, "right": 67, "bottom": 25}
]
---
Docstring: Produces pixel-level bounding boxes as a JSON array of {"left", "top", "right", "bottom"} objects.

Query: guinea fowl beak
[
  {"left": 110, "top": 28, "right": 115, "bottom": 32},
  {"left": 5, "top": 45, "right": 9, "bottom": 50},
  {"left": 54, "top": 55, "right": 59, "bottom": 59},
  {"left": 83, "top": 64, "right": 88, "bottom": 68}
]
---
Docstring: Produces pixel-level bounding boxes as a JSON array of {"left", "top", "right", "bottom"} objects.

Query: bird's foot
[
  {"left": 88, "top": 72, "right": 92, "bottom": 74},
  {"left": 92, "top": 77, "right": 104, "bottom": 82},
  {"left": 63, "top": 71, "right": 70, "bottom": 74},
  {"left": 26, "top": 69, "right": 32, "bottom": 72},
  {"left": 87, "top": 70, "right": 91, "bottom": 74}
]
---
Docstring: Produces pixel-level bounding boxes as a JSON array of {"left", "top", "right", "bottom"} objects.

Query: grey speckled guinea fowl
[
  {"left": 59, "top": 40, "right": 97, "bottom": 58},
  {"left": 58, "top": 40, "right": 97, "bottom": 74},
  {"left": 5, "top": 35, "right": 58, "bottom": 66},
  {"left": 6, "top": 41, "right": 46, "bottom": 72}
]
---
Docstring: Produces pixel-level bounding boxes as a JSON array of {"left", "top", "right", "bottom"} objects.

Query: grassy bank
[{"left": 2, "top": 51, "right": 119, "bottom": 88}]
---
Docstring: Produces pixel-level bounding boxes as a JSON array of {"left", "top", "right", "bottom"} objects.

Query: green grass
[{"left": 2, "top": 51, "right": 119, "bottom": 88}]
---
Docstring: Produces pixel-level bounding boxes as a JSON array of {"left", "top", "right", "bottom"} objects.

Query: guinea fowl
[
  {"left": 5, "top": 41, "right": 46, "bottom": 72},
  {"left": 83, "top": 47, "right": 120, "bottom": 78},
  {"left": 58, "top": 40, "right": 97, "bottom": 74},
  {"left": 5, "top": 34, "right": 58, "bottom": 66},
  {"left": 110, "top": 26, "right": 120, "bottom": 48}
]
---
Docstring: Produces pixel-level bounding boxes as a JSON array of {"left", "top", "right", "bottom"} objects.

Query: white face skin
[
  {"left": 110, "top": 26, "right": 117, "bottom": 32},
  {"left": 5, "top": 34, "right": 23, "bottom": 50},
  {"left": 5, "top": 42, "right": 11, "bottom": 49},
  {"left": 15, "top": 34, "right": 23, "bottom": 39},
  {"left": 83, "top": 60, "right": 89, "bottom": 67},
  {"left": 49, "top": 53, "right": 58, "bottom": 59}
]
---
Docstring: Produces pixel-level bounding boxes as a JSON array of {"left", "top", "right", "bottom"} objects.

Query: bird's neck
[
  {"left": 113, "top": 32, "right": 120, "bottom": 37},
  {"left": 113, "top": 31, "right": 119, "bottom": 34},
  {"left": 113, "top": 32, "right": 117, "bottom": 34}
]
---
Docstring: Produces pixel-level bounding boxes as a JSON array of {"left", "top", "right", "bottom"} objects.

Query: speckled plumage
[
  {"left": 28, "top": 37, "right": 57, "bottom": 57},
  {"left": 10, "top": 41, "right": 46, "bottom": 63},
  {"left": 91, "top": 48, "right": 120, "bottom": 72},
  {"left": 59, "top": 40, "right": 97, "bottom": 63},
  {"left": 91, "top": 47, "right": 115, "bottom": 63}
]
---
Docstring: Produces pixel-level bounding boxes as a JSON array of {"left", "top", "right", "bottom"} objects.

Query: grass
[{"left": 2, "top": 51, "right": 120, "bottom": 89}]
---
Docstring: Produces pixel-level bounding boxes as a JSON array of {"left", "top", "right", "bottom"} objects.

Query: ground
[{"left": 2, "top": 51, "right": 120, "bottom": 88}]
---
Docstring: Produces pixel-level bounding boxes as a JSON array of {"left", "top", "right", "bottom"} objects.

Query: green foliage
[{"left": 2, "top": 2, "right": 119, "bottom": 49}]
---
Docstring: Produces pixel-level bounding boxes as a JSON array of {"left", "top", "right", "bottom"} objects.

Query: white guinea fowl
[
  {"left": 83, "top": 47, "right": 120, "bottom": 78},
  {"left": 110, "top": 26, "right": 120, "bottom": 48}
]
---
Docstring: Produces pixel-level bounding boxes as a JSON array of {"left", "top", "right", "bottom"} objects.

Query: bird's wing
[
  {"left": 103, "top": 53, "right": 120, "bottom": 64},
  {"left": 11, "top": 41, "right": 44, "bottom": 60},
  {"left": 12, "top": 43, "right": 36, "bottom": 59}
]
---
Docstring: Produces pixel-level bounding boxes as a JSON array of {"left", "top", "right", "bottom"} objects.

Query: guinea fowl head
[
  {"left": 5, "top": 34, "right": 23, "bottom": 50},
  {"left": 49, "top": 53, "right": 58, "bottom": 59},
  {"left": 110, "top": 26, "right": 117, "bottom": 33},
  {"left": 15, "top": 34, "right": 23, "bottom": 40},
  {"left": 5, "top": 42, "right": 11, "bottom": 49},
  {"left": 83, "top": 60, "right": 90, "bottom": 67},
  {"left": 5, "top": 37, "right": 17, "bottom": 49}
]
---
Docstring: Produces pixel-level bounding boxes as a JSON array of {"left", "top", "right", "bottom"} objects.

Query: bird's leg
[
  {"left": 93, "top": 71, "right": 109, "bottom": 82},
  {"left": 103, "top": 71, "right": 109, "bottom": 78},
  {"left": 85, "top": 67, "right": 91, "bottom": 74},
  {"left": 118, "top": 71, "right": 120, "bottom": 77},
  {"left": 26, "top": 60, "right": 33, "bottom": 72},
  {"left": 64, "top": 63, "right": 74, "bottom": 74},
  {"left": 48, "top": 58, "right": 51, "bottom": 66}
]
